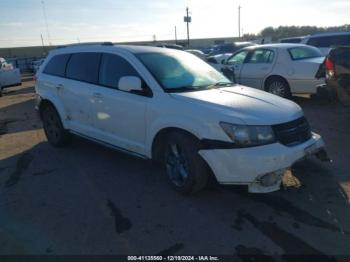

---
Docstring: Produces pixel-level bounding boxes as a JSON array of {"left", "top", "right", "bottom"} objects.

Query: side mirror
[
  {"left": 118, "top": 76, "right": 142, "bottom": 93},
  {"left": 221, "top": 59, "right": 227, "bottom": 65}
]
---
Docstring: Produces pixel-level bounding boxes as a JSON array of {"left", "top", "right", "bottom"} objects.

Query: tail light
[{"left": 325, "top": 57, "right": 335, "bottom": 79}]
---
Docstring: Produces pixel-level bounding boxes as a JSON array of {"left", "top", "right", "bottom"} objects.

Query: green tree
[{"left": 258, "top": 24, "right": 350, "bottom": 41}]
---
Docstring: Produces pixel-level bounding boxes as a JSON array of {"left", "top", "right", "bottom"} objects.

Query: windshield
[
  {"left": 288, "top": 46, "right": 323, "bottom": 60},
  {"left": 137, "top": 51, "right": 231, "bottom": 92}
]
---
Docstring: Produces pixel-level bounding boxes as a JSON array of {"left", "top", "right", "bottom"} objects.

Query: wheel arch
[
  {"left": 151, "top": 127, "right": 201, "bottom": 163},
  {"left": 38, "top": 97, "right": 67, "bottom": 129}
]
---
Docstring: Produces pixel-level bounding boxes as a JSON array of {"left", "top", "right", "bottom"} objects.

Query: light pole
[
  {"left": 184, "top": 7, "right": 191, "bottom": 48},
  {"left": 175, "top": 26, "right": 178, "bottom": 44},
  {"left": 41, "top": 0, "right": 52, "bottom": 45},
  {"left": 40, "top": 33, "right": 46, "bottom": 55},
  {"left": 238, "top": 5, "right": 241, "bottom": 38}
]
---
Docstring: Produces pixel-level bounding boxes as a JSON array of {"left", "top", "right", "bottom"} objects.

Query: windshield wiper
[
  {"left": 213, "top": 81, "right": 233, "bottom": 87},
  {"left": 164, "top": 86, "right": 199, "bottom": 93},
  {"left": 164, "top": 82, "right": 233, "bottom": 93}
]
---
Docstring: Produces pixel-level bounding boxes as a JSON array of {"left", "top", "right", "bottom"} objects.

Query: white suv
[{"left": 35, "top": 43, "right": 326, "bottom": 194}]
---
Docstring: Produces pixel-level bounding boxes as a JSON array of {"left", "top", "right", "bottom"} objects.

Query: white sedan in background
[
  {"left": 0, "top": 57, "right": 21, "bottom": 96},
  {"left": 32, "top": 58, "right": 45, "bottom": 73},
  {"left": 185, "top": 49, "right": 206, "bottom": 60},
  {"left": 206, "top": 53, "right": 233, "bottom": 71},
  {"left": 221, "top": 44, "right": 325, "bottom": 97}
]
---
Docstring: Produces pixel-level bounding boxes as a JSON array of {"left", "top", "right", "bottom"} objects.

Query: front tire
[
  {"left": 163, "top": 132, "right": 210, "bottom": 194},
  {"left": 266, "top": 77, "right": 291, "bottom": 98},
  {"left": 41, "top": 104, "right": 70, "bottom": 147}
]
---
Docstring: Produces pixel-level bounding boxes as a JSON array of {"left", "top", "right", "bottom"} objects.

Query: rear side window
[
  {"left": 307, "top": 35, "right": 350, "bottom": 48},
  {"left": 43, "top": 54, "right": 70, "bottom": 77},
  {"left": 66, "top": 52, "right": 101, "bottom": 84},
  {"left": 99, "top": 53, "right": 139, "bottom": 89},
  {"left": 288, "top": 47, "right": 323, "bottom": 60}
]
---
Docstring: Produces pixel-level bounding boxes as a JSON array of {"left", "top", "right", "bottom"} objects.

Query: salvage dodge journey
[{"left": 35, "top": 43, "right": 327, "bottom": 194}]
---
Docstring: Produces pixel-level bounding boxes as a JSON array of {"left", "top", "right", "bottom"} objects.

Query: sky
[{"left": 0, "top": 0, "right": 349, "bottom": 48}]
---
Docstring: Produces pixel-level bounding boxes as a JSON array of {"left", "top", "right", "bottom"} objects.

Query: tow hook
[{"left": 315, "top": 149, "right": 332, "bottom": 162}]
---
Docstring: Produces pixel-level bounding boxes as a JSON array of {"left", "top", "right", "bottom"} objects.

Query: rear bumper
[
  {"left": 289, "top": 79, "right": 325, "bottom": 94},
  {"left": 199, "top": 132, "right": 325, "bottom": 193}
]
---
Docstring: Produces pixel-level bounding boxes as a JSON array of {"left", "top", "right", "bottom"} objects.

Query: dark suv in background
[
  {"left": 280, "top": 32, "right": 350, "bottom": 55},
  {"left": 316, "top": 46, "right": 350, "bottom": 105},
  {"left": 208, "top": 42, "right": 254, "bottom": 56}
]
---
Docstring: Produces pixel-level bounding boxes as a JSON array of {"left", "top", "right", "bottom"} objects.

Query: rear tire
[
  {"left": 163, "top": 132, "right": 210, "bottom": 194},
  {"left": 41, "top": 104, "right": 70, "bottom": 147},
  {"left": 266, "top": 77, "right": 291, "bottom": 98}
]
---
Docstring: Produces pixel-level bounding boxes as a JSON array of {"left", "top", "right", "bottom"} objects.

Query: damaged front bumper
[{"left": 199, "top": 132, "right": 328, "bottom": 193}]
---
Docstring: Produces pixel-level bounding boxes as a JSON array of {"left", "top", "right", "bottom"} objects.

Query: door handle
[
  {"left": 56, "top": 84, "right": 64, "bottom": 90},
  {"left": 93, "top": 92, "right": 103, "bottom": 98}
]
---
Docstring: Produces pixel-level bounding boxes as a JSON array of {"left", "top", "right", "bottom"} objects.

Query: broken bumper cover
[{"left": 199, "top": 132, "right": 325, "bottom": 193}]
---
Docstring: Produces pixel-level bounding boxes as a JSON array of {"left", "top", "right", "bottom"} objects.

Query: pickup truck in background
[
  {"left": 316, "top": 46, "right": 350, "bottom": 105},
  {"left": 0, "top": 57, "right": 21, "bottom": 97}
]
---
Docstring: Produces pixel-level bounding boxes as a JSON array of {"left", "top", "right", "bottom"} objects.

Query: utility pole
[
  {"left": 41, "top": 0, "right": 52, "bottom": 45},
  {"left": 40, "top": 33, "right": 46, "bottom": 55},
  {"left": 238, "top": 5, "right": 241, "bottom": 38},
  {"left": 174, "top": 26, "right": 178, "bottom": 44},
  {"left": 233, "top": 1, "right": 235, "bottom": 38},
  {"left": 184, "top": 7, "right": 191, "bottom": 48}
]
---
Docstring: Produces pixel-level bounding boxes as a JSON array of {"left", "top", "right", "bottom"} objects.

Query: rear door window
[
  {"left": 66, "top": 52, "right": 101, "bottom": 84},
  {"left": 246, "top": 49, "right": 274, "bottom": 63},
  {"left": 43, "top": 54, "right": 70, "bottom": 77},
  {"left": 307, "top": 35, "right": 350, "bottom": 47},
  {"left": 99, "top": 53, "right": 139, "bottom": 89}
]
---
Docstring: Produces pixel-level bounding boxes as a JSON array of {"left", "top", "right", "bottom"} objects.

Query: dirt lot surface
[{"left": 1, "top": 78, "right": 350, "bottom": 257}]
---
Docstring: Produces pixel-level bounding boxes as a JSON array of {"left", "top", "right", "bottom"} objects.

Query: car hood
[{"left": 169, "top": 85, "right": 303, "bottom": 125}]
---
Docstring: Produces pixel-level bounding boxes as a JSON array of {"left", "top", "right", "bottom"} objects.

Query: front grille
[{"left": 272, "top": 117, "right": 312, "bottom": 146}]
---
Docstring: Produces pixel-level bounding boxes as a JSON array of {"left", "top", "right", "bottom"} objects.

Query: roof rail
[{"left": 57, "top": 42, "right": 114, "bottom": 49}]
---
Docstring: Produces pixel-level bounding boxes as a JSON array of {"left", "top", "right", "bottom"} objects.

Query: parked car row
[
  {"left": 188, "top": 32, "right": 350, "bottom": 98},
  {"left": 35, "top": 43, "right": 328, "bottom": 194},
  {"left": 206, "top": 42, "right": 255, "bottom": 56}
]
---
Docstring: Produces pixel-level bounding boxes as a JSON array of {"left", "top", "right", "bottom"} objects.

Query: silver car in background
[{"left": 221, "top": 44, "right": 325, "bottom": 97}]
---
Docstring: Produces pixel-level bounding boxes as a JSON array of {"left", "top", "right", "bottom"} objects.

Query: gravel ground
[{"left": 0, "top": 78, "right": 350, "bottom": 257}]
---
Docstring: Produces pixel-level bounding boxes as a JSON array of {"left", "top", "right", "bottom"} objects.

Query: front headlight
[{"left": 220, "top": 122, "right": 276, "bottom": 147}]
